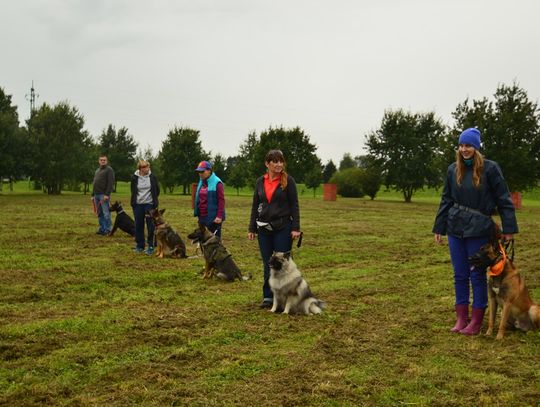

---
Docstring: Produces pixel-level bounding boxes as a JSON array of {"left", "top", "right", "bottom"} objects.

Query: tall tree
[
  {"left": 0, "top": 88, "right": 25, "bottom": 187},
  {"left": 304, "top": 166, "right": 322, "bottom": 197},
  {"left": 98, "top": 125, "right": 138, "bottom": 190},
  {"left": 339, "top": 153, "right": 356, "bottom": 170},
  {"left": 366, "top": 109, "right": 446, "bottom": 202},
  {"left": 210, "top": 153, "right": 226, "bottom": 182},
  {"left": 158, "top": 126, "right": 205, "bottom": 194},
  {"left": 244, "top": 126, "right": 322, "bottom": 183},
  {"left": 227, "top": 156, "right": 248, "bottom": 195},
  {"left": 322, "top": 160, "right": 337, "bottom": 183},
  {"left": 27, "top": 102, "right": 93, "bottom": 194},
  {"left": 451, "top": 82, "right": 540, "bottom": 192}
]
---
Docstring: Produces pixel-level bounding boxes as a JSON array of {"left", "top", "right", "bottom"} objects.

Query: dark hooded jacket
[{"left": 433, "top": 159, "right": 518, "bottom": 238}]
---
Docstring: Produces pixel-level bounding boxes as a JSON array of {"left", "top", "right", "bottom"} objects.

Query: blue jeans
[
  {"left": 257, "top": 221, "right": 292, "bottom": 300},
  {"left": 198, "top": 216, "right": 222, "bottom": 239},
  {"left": 94, "top": 194, "right": 111, "bottom": 233},
  {"left": 448, "top": 235, "right": 489, "bottom": 309},
  {"left": 133, "top": 204, "right": 156, "bottom": 249}
]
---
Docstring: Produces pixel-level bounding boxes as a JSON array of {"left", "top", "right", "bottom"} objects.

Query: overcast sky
[{"left": 2, "top": 0, "right": 539, "bottom": 164}]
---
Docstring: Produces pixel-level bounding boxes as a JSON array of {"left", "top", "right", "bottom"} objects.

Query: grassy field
[{"left": 1, "top": 187, "right": 540, "bottom": 406}]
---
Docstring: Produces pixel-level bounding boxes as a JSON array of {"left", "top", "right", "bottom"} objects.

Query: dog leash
[{"left": 502, "top": 238, "right": 514, "bottom": 262}]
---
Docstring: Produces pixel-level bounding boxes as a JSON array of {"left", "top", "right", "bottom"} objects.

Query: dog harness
[{"left": 488, "top": 242, "right": 506, "bottom": 277}]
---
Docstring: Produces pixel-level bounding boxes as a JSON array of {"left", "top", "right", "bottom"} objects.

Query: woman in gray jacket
[
  {"left": 130, "top": 160, "right": 160, "bottom": 255},
  {"left": 433, "top": 128, "right": 518, "bottom": 335}
]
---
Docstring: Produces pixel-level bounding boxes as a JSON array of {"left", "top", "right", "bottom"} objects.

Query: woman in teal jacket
[{"left": 194, "top": 160, "right": 225, "bottom": 238}]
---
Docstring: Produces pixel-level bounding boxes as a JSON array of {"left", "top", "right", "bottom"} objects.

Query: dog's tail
[
  {"left": 529, "top": 305, "right": 540, "bottom": 328},
  {"left": 307, "top": 298, "right": 325, "bottom": 315},
  {"left": 241, "top": 273, "right": 252, "bottom": 281}
]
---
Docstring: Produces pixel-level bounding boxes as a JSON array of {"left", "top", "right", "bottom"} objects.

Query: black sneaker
[{"left": 259, "top": 300, "right": 273, "bottom": 309}]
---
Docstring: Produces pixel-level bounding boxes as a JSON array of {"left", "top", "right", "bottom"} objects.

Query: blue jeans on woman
[
  {"left": 448, "top": 235, "right": 489, "bottom": 309},
  {"left": 133, "top": 203, "right": 156, "bottom": 250},
  {"left": 257, "top": 221, "right": 292, "bottom": 301},
  {"left": 93, "top": 194, "right": 111, "bottom": 234}
]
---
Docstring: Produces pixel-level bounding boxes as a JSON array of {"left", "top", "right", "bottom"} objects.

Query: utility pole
[{"left": 25, "top": 80, "right": 39, "bottom": 118}]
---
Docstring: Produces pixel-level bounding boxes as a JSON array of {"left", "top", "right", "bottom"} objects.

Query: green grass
[{"left": 1, "top": 188, "right": 540, "bottom": 406}]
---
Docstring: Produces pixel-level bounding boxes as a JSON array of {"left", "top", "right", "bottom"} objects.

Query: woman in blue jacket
[
  {"left": 433, "top": 128, "right": 518, "bottom": 335},
  {"left": 194, "top": 160, "right": 225, "bottom": 238}
]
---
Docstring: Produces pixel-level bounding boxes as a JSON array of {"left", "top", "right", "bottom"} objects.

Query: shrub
[{"left": 330, "top": 168, "right": 365, "bottom": 198}]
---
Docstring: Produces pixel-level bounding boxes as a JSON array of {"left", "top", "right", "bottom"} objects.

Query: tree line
[{"left": 1, "top": 81, "right": 539, "bottom": 201}]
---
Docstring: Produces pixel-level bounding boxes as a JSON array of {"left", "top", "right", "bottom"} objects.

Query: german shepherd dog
[
  {"left": 187, "top": 223, "right": 250, "bottom": 281},
  {"left": 469, "top": 238, "right": 540, "bottom": 339},
  {"left": 147, "top": 208, "right": 187, "bottom": 258},
  {"left": 268, "top": 252, "right": 325, "bottom": 315},
  {"left": 109, "top": 201, "right": 135, "bottom": 237}
]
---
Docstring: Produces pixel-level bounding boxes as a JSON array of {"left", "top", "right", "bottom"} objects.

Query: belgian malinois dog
[
  {"left": 109, "top": 201, "right": 136, "bottom": 237},
  {"left": 147, "top": 208, "right": 187, "bottom": 258},
  {"left": 469, "top": 239, "right": 540, "bottom": 339},
  {"left": 187, "top": 223, "right": 250, "bottom": 281}
]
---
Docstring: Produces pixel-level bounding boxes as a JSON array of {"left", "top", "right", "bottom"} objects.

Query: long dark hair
[
  {"left": 265, "top": 149, "right": 288, "bottom": 189},
  {"left": 455, "top": 149, "right": 484, "bottom": 188}
]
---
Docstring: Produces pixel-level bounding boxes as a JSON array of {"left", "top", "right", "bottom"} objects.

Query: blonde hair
[
  {"left": 138, "top": 159, "right": 150, "bottom": 169},
  {"left": 265, "top": 149, "right": 288, "bottom": 189},
  {"left": 455, "top": 149, "right": 484, "bottom": 188}
]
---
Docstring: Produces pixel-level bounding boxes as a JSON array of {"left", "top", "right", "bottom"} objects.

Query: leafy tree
[
  {"left": 329, "top": 168, "right": 365, "bottom": 198},
  {"left": 227, "top": 156, "right": 248, "bottom": 195},
  {"left": 158, "top": 126, "right": 205, "bottom": 194},
  {"left": 0, "top": 88, "right": 27, "bottom": 188},
  {"left": 27, "top": 102, "right": 93, "bottom": 194},
  {"left": 339, "top": 153, "right": 356, "bottom": 170},
  {"left": 243, "top": 126, "right": 322, "bottom": 183},
  {"left": 366, "top": 109, "right": 446, "bottom": 202},
  {"left": 322, "top": 160, "right": 337, "bottom": 183},
  {"left": 451, "top": 82, "right": 540, "bottom": 192},
  {"left": 210, "top": 153, "right": 226, "bottom": 181},
  {"left": 304, "top": 166, "right": 322, "bottom": 197},
  {"left": 98, "top": 125, "right": 138, "bottom": 190},
  {"left": 358, "top": 155, "right": 383, "bottom": 200}
]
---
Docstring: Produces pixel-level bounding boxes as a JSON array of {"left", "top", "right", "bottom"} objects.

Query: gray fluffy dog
[{"left": 268, "top": 252, "right": 325, "bottom": 315}]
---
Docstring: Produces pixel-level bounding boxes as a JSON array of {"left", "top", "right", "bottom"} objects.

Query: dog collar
[{"left": 488, "top": 242, "right": 506, "bottom": 277}]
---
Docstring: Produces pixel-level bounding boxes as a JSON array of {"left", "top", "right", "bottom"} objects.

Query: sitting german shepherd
[
  {"left": 147, "top": 208, "right": 187, "bottom": 258},
  {"left": 187, "top": 223, "right": 250, "bottom": 281},
  {"left": 469, "top": 236, "right": 540, "bottom": 339},
  {"left": 109, "top": 201, "right": 135, "bottom": 237}
]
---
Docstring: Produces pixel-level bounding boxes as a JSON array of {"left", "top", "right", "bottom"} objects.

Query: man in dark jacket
[{"left": 92, "top": 155, "right": 115, "bottom": 235}]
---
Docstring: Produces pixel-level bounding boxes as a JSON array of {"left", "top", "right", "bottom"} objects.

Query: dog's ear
[
  {"left": 159, "top": 209, "right": 166, "bottom": 215},
  {"left": 284, "top": 252, "right": 291, "bottom": 260}
]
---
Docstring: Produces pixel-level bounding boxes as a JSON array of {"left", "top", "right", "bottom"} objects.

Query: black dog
[{"left": 109, "top": 201, "right": 135, "bottom": 237}]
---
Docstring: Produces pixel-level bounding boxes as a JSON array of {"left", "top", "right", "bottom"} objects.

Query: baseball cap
[{"left": 195, "top": 160, "right": 212, "bottom": 172}]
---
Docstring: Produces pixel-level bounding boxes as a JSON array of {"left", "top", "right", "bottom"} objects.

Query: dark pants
[
  {"left": 257, "top": 221, "right": 292, "bottom": 300},
  {"left": 133, "top": 204, "right": 156, "bottom": 249},
  {"left": 448, "top": 235, "right": 489, "bottom": 309},
  {"left": 198, "top": 216, "right": 222, "bottom": 239}
]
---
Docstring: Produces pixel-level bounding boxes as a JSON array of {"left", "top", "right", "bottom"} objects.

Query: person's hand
[
  {"left": 501, "top": 234, "right": 513, "bottom": 241},
  {"left": 248, "top": 232, "right": 256, "bottom": 241},
  {"left": 434, "top": 233, "right": 443, "bottom": 244},
  {"left": 213, "top": 217, "right": 222, "bottom": 224},
  {"left": 104, "top": 195, "right": 110, "bottom": 201},
  {"left": 291, "top": 230, "right": 302, "bottom": 239}
]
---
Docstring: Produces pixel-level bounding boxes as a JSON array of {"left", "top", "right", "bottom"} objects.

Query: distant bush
[{"left": 330, "top": 168, "right": 365, "bottom": 198}]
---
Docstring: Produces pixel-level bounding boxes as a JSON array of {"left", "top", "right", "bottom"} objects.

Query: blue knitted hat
[{"left": 458, "top": 128, "right": 481, "bottom": 150}]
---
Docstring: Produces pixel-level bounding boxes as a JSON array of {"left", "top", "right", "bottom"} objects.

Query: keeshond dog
[{"left": 268, "top": 252, "right": 325, "bottom": 315}]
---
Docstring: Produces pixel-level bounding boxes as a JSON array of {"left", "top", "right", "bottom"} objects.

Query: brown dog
[
  {"left": 469, "top": 239, "right": 540, "bottom": 339},
  {"left": 147, "top": 208, "right": 187, "bottom": 258}
]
